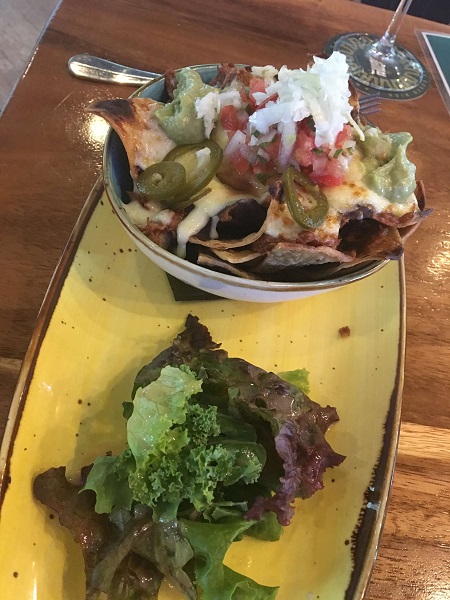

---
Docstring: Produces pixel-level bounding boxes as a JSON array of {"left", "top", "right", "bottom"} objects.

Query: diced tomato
[
  {"left": 237, "top": 111, "right": 249, "bottom": 131},
  {"left": 298, "top": 117, "right": 315, "bottom": 134},
  {"left": 311, "top": 173, "right": 344, "bottom": 186},
  {"left": 310, "top": 156, "right": 345, "bottom": 187},
  {"left": 248, "top": 77, "right": 267, "bottom": 110},
  {"left": 249, "top": 78, "right": 267, "bottom": 95},
  {"left": 292, "top": 118, "right": 349, "bottom": 185},
  {"left": 265, "top": 137, "right": 281, "bottom": 161},
  {"left": 293, "top": 129, "right": 315, "bottom": 168},
  {"left": 220, "top": 105, "right": 240, "bottom": 132},
  {"left": 335, "top": 124, "right": 352, "bottom": 148},
  {"left": 253, "top": 159, "right": 276, "bottom": 182},
  {"left": 229, "top": 150, "right": 251, "bottom": 175},
  {"left": 239, "top": 87, "right": 250, "bottom": 105}
]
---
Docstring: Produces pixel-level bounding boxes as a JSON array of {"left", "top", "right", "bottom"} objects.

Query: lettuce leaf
[
  {"left": 83, "top": 453, "right": 134, "bottom": 514},
  {"left": 277, "top": 368, "right": 310, "bottom": 394},
  {"left": 109, "top": 554, "right": 162, "bottom": 600},
  {"left": 181, "top": 519, "right": 279, "bottom": 600},
  {"left": 246, "top": 512, "right": 282, "bottom": 542},
  {"left": 33, "top": 468, "right": 164, "bottom": 600},
  {"left": 135, "top": 315, "right": 345, "bottom": 526},
  {"left": 133, "top": 520, "right": 196, "bottom": 599},
  {"left": 34, "top": 316, "right": 344, "bottom": 600},
  {"left": 127, "top": 365, "right": 202, "bottom": 464},
  {"left": 85, "top": 362, "right": 266, "bottom": 522}
]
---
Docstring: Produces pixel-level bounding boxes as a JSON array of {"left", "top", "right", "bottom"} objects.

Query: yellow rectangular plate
[{"left": 0, "top": 180, "right": 404, "bottom": 600}]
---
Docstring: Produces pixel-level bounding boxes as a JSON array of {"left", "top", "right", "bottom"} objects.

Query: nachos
[{"left": 88, "top": 53, "right": 430, "bottom": 281}]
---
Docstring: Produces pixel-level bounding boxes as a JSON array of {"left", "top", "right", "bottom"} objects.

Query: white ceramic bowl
[{"left": 103, "top": 64, "right": 387, "bottom": 302}]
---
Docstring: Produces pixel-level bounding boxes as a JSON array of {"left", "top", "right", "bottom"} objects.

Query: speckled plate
[{"left": 0, "top": 179, "right": 405, "bottom": 599}]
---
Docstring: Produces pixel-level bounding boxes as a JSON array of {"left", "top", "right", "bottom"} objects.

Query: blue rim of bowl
[{"left": 103, "top": 63, "right": 389, "bottom": 293}]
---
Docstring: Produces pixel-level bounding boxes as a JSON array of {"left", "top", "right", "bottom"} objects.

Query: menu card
[{"left": 418, "top": 31, "right": 450, "bottom": 115}]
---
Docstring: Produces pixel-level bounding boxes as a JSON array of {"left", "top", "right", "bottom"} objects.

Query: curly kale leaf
[{"left": 84, "top": 363, "right": 266, "bottom": 522}]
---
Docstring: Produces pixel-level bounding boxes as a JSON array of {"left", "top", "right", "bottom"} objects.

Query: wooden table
[{"left": 0, "top": 0, "right": 449, "bottom": 597}]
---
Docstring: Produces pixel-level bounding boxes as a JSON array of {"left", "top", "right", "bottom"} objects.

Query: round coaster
[{"left": 325, "top": 32, "right": 430, "bottom": 100}]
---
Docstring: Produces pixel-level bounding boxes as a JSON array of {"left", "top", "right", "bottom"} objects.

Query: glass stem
[{"left": 379, "top": 0, "right": 414, "bottom": 47}]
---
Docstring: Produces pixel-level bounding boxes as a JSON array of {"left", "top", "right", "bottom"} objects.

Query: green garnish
[
  {"left": 163, "top": 139, "right": 223, "bottom": 208},
  {"left": 281, "top": 166, "right": 329, "bottom": 229},
  {"left": 136, "top": 161, "right": 186, "bottom": 202}
]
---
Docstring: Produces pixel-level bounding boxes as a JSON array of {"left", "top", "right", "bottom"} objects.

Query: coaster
[{"left": 325, "top": 32, "right": 430, "bottom": 100}]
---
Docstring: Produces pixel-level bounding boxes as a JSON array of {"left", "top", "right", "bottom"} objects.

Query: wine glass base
[{"left": 325, "top": 32, "right": 430, "bottom": 100}]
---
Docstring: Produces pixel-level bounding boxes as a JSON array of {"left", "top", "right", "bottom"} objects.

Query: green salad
[{"left": 34, "top": 316, "right": 344, "bottom": 600}]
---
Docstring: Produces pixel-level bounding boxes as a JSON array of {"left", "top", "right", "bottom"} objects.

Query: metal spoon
[{"left": 68, "top": 54, "right": 160, "bottom": 86}]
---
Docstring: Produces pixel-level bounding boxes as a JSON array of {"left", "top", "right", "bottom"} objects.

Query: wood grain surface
[{"left": 0, "top": 0, "right": 449, "bottom": 597}]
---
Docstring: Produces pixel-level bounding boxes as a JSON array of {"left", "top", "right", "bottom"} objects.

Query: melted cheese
[
  {"left": 124, "top": 198, "right": 174, "bottom": 228},
  {"left": 176, "top": 178, "right": 263, "bottom": 257},
  {"left": 265, "top": 201, "right": 341, "bottom": 242},
  {"left": 129, "top": 149, "right": 417, "bottom": 251},
  {"left": 323, "top": 155, "right": 418, "bottom": 217},
  {"left": 123, "top": 199, "right": 154, "bottom": 227},
  {"left": 265, "top": 153, "right": 417, "bottom": 244},
  {"left": 134, "top": 104, "right": 176, "bottom": 170}
]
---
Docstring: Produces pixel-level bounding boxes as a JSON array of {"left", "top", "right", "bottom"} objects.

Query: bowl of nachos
[{"left": 89, "top": 54, "right": 430, "bottom": 302}]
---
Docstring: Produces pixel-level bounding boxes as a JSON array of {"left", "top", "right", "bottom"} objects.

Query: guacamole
[
  {"left": 358, "top": 126, "right": 416, "bottom": 203},
  {"left": 156, "top": 68, "right": 214, "bottom": 144}
]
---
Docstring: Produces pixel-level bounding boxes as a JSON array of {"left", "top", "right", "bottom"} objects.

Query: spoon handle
[{"left": 68, "top": 54, "right": 160, "bottom": 86}]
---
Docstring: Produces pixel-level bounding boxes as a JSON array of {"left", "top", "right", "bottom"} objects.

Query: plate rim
[
  {"left": 0, "top": 176, "right": 104, "bottom": 505},
  {"left": 345, "top": 260, "right": 405, "bottom": 598}
]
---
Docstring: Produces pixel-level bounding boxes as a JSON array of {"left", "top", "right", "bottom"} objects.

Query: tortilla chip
[
  {"left": 339, "top": 218, "right": 403, "bottom": 258},
  {"left": 253, "top": 198, "right": 341, "bottom": 251},
  {"left": 254, "top": 242, "right": 354, "bottom": 273},
  {"left": 86, "top": 98, "right": 175, "bottom": 178},
  {"left": 211, "top": 248, "right": 264, "bottom": 264},
  {"left": 299, "top": 221, "right": 410, "bottom": 278},
  {"left": 349, "top": 80, "right": 361, "bottom": 118},
  {"left": 353, "top": 224, "right": 404, "bottom": 260},
  {"left": 164, "top": 69, "right": 178, "bottom": 100},
  {"left": 191, "top": 197, "right": 269, "bottom": 250},
  {"left": 415, "top": 180, "right": 427, "bottom": 210},
  {"left": 197, "top": 252, "right": 260, "bottom": 279}
]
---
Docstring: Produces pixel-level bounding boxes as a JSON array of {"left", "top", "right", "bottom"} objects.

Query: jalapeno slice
[
  {"left": 282, "top": 167, "right": 329, "bottom": 229},
  {"left": 163, "top": 139, "right": 223, "bottom": 208},
  {"left": 136, "top": 161, "right": 186, "bottom": 201}
]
